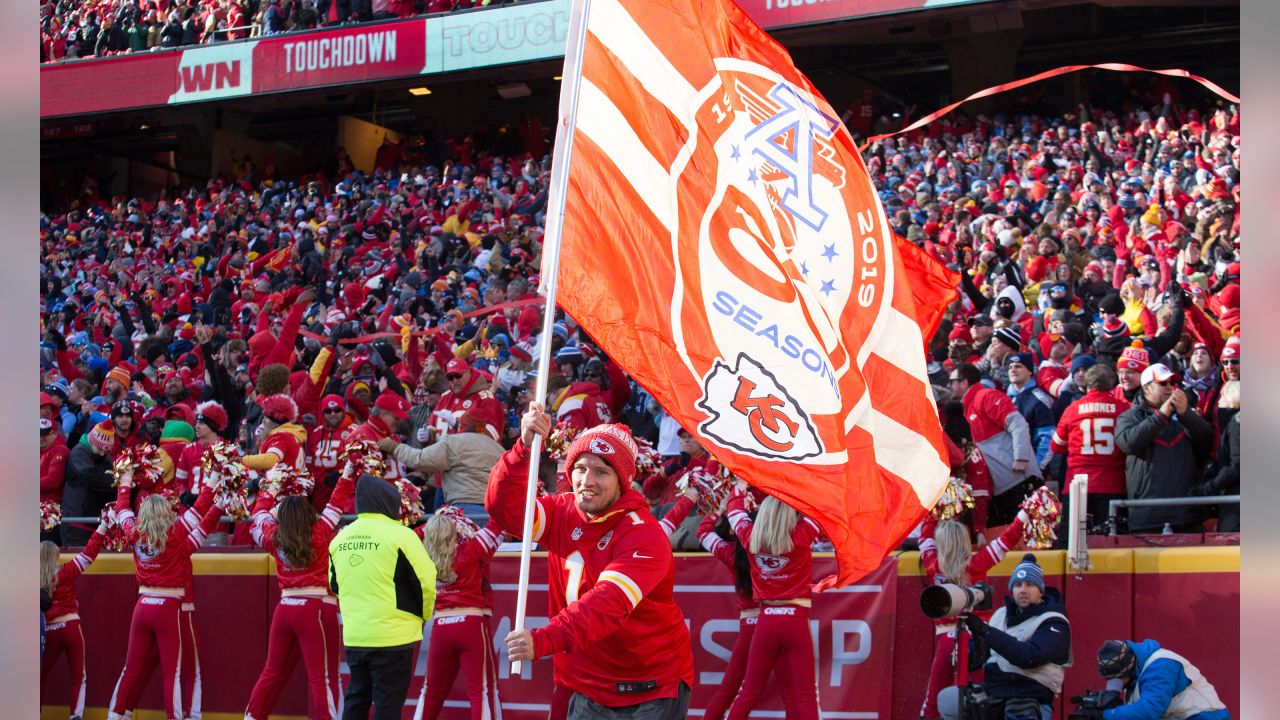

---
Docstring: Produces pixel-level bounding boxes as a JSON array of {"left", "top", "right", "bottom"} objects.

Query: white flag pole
[{"left": 511, "top": 0, "right": 592, "bottom": 676}]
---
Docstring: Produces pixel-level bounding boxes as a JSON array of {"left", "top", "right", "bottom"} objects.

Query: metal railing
[{"left": 1107, "top": 495, "right": 1240, "bottom": 536}]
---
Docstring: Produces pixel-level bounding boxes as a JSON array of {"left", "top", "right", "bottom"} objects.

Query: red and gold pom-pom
[
  {"left": 40, "top": 500, "right": 61, "bottom": 532},
  {"left": 633, "top": 437, "right": 663, "bottom": 478},
  {"left": 933, "top": 477, "right": 976, "bottom": 520},
  {"left": 1019, "top": 486, "right": 1063, "bottom": 549},
  {"left": 202, "top": 441, "right": 250, "bottom": 521},
  {"left": 340, "top": 440, "right": 387, "bottom": 478},
  {"left": 260, "top": 463, "right": 316, "bottom": 498},
  {"left": 396, "top": 479, "right": 424, "bottom": 526},
  {"left": 114, "top": 443, "right": 166, "bottom": 490},
  {"left": 434, "top": 505, "right": 480, "bottom": 541},
  {"left": 677, "top": 466, "right": 732, "bottom": 515},
  {"left": 545, "top": 422, "right": 581, "bottom": 462},
  {"left": 99, "top": 506, "right": 130, "bottom": 552}
]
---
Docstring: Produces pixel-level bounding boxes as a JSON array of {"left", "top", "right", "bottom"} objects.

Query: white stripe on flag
[
  {"left": 577, "top": 79, "right": 677, "bottom": 232},
  {"left": 869, "top": 308, "right": 931, "bottom": 383},
  {"left": 856, "top": 408, "right": 949, "bottom": 505},
  {"left": 587, "top": 0, "right": 698, "bottom": 125}
]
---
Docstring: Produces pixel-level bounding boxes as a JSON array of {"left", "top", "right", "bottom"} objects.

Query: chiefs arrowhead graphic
[{"left": 697, "top": 353, "right": 822, "bottom": 461}]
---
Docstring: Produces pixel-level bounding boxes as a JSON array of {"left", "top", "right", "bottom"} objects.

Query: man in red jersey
[
  {"left": 1049, "top": 364, "right": 1129, "bottom": 537},
  {"left": 307, "top": 394, "right": 355, "bottom": 508},
  {"left": 489, "top": 405, "right": 693, "bottom": 720}
]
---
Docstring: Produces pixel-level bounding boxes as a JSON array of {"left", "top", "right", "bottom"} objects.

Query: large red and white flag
[{"left": 543, "top": 0, "right": 957, "bottom": 587}]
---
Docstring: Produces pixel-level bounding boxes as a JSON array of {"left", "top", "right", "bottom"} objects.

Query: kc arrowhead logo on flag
[{"left": 544, "top": 0, "right": 958, "bottom": 587}]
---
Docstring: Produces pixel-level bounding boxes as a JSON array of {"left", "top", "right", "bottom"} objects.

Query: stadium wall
[{"left": 41, "top": 547, "right": 1238, "bottom": 720}]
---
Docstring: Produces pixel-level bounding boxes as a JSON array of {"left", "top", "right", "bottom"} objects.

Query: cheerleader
[
  {"left": 414, "top": 510, "right": 505, "bottom": 720},
  {"left": 107, "top": 468, "right": 223, "bottom": 720},
  {"left": 916, "top": 510, "right": 1028, "bottom": 719},
  {"left": 40, "top": 521, "right": 109, "bottom": 719},
  {"left": 724, "top": 492, "right": 822, "bottom": 720},
  {"left": 113, "top": 476, "right": 217, "bottom": 720},
  {"left": 243, "top": 470, "right": 356, "bottom": 720},
  {"left": 696, "top": 510, "right": 758, "bottom": 720}
]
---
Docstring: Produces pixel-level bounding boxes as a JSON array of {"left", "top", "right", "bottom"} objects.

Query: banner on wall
[
  {"left": 42, "top": 20, "right": 429, "bottom": 117},
  {"left": 41, "top": 0, "right": 996, "bottom": 119},
  {"left": 360, "top": 555, "right": 897, "bottom": 719}
]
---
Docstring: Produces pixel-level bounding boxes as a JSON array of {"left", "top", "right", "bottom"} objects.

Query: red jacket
[
  {"left": 45, "top": 529, "right": 106, "bottom": 621},
  {"left": 114, "top": 484, "right": 223, "bottom": 593},
  {"left": 40, "top": 435, "right": 70, "bottom": 503},
  {"left": 250, "top": 476, "right": 354, "bottom": 592},
  {"left": 431, "top": 373, "right": 505, "bottom": 442},
  {"left": 344, "top": 415, "right": 407, "bottom": 484},
  {"left": 486, "top": 440, "right": 694, "bottom": 708},
  {"left": 417, "top": 520, "right": 503, "bottom": 612},
  {"left": 727, "top": 492, "right": 821, "bottom": 605}
]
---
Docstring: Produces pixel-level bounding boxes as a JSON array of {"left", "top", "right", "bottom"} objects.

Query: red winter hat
[
  {"left": 1221, "top": 337, "right": 1240, "bottom": 361},
  {"left": 564, "top": 424, "right": 639, "bottom": 487},
  {"left": 260, "top": 394, "right": 298, "bottom": 424},
  {"left": 1118, "top": 340, "right": 1150, "bottom": 371},
  {"left": 948, "top": 324, "right": 973, "bottom": 344},
  {"left": 321, "top": 394, "right": 346, "bottom": 411},
  {"left": 374, "top": 392, "right": 411, "bottom": 421},
  {"left": 88, "top": 420, "right": 116, "bottom": 453},
  {"left": 195, "top": 400, "right": 228, "bottom": 432},
  {"left": 40, "top": 392, "right": 56, "bottom": 409}
]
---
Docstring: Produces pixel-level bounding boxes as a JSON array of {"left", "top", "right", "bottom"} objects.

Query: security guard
[{"left": 329, "top": 474, "right": 437, "bottom": 720}]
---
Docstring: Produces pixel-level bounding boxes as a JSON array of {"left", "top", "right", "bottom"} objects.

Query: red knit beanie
[{"left": 563, "top": 424, "right": 638, "bottom": 486}]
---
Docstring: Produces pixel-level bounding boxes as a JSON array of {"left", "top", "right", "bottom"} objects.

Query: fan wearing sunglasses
[{"left": 1114, "top": 363, "right": 1215, "bottom": 534}]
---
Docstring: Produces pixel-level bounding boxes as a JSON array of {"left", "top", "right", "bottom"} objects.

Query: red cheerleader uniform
[
  {"left": 42, "top": 526, "right": 107, "bottom": 718},
  {"left": 108, "top": 484, "right": 222, "bottom": 720},
  {"left": 243, "top": 475, "right": 355, "bottom": 720},
  {"left": 724, "top": 493, "right": 822, "bottom": 720},
  {"left": 413, "top": 520, "right": 505, "bottom": 720}
]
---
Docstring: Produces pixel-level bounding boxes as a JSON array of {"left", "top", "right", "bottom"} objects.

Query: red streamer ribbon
[
  {"left": 298, "top": 296, "right": 546, "bottom": 346},
  {"left": 860, "top": 62, "right": 1241, "bottom": 150}
]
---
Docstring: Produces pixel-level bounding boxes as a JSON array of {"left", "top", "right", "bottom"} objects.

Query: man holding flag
[
  {"left": 531, "top": 0, "right": 957, "bottom": 593},
  {"left": 486, "top": 406, "right": 694, "bottom": 720},
  {"left": 492, "top": 0, "right": 958, "bottom": 712}
]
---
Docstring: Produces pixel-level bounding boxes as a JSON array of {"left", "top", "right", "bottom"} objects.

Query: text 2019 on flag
[{"left": 543, "top": 0, "right": 958, "bottom": 587}]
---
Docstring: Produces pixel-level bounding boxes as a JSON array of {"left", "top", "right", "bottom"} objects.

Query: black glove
[
  {"left": 179, "top": 492, "right": 198, "bottom": 508},
  {"left": 963, "top": 613, "right": 989, "bottom": 638},
  {"left": 47, "top": 326, "right": 66, "bottom": 351},
  {"left": 324, "top": 471, "right": 340, "bottom": 488}
]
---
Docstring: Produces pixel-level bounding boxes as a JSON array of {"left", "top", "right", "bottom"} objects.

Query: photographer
[
  {"left": 1088, "top": 640, "right": 1229, "bottom": 720},
  {"left": 938, "top": 554, "right": 1071, "bottom": 720}
]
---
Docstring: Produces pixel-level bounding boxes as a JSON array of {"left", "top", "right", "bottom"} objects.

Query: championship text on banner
[
  {"left": 542, "top": 0, "right": 957, "bottom": 588},
  {"left": 364, "top": 555, "right": 898, "bottom": 720}
]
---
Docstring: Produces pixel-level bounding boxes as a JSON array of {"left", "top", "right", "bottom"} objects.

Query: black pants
[
  {"left": 342, "top": 644, "right": 416, "bottom": 720},
  {"left": 568, "top": 681, "right": 691, "bottom": 720},
  {"left": 988, "top": 477, "right": 1044, "bottom": 527}
]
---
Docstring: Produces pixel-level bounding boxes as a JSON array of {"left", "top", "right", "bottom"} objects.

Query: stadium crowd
[
  {"left": 36, "top": 83, "right": 1241, "bottom": 720},
  {"left": 40, "top": 0, "right": 520, "bottom": 63},
  {"left": 38, "top": 94, "right": 1241, "bottom": 548}
]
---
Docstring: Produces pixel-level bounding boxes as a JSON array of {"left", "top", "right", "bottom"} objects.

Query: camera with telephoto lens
[
  {"left": 920, "top": 582, "right": 994, "bottom": 619},
  {"left": 1067, "top": 690, "right": 1123, "bottom": 719}
]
